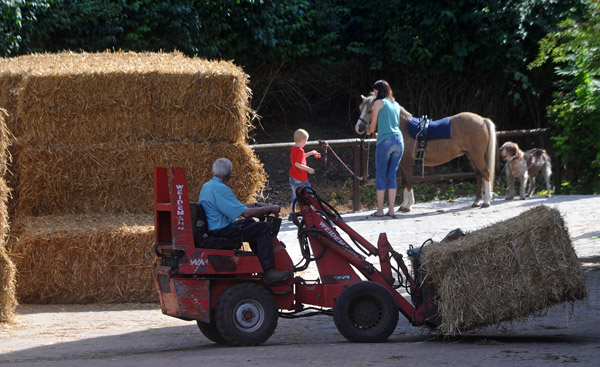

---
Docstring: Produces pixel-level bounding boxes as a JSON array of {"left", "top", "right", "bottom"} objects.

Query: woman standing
[{"left": 366, "top": 80, "right": 404, "bottom": 218}]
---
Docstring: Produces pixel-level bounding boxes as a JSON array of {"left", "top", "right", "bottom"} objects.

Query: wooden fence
[{"left": 250, "top": 128, "right": 551, "bottom": 211}]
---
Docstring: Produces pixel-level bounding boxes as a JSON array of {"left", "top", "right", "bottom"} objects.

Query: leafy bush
[
  {"left": 0, "top": 0, "right": 587, "bottom": 137},
  {"left": 530, "top": 0, "right": 600, "bottom": 194},
  {"left": 0, "top": 0, "right": 49, "bottom": 56}
]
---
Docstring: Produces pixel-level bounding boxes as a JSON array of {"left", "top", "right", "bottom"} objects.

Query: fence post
[
  {"left": 353, "top": 142, "right": 361, "bottom": 211},
  {"left": 361, "top": 140, "right": 368, "bottom": 185},
  {"left": 554, "top": 157, "right": 561, "bottom": 195}
]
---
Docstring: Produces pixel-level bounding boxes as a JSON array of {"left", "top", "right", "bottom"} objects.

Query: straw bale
[
  {"left": 9, "top": 214, "right": 157, "bottom": 304},
  {"left": 0, "top": 178, "right": 10, "bottom": 245},
  {"left": 14, "top": 140, "right": 266, "bottom": 216},
  {"left": 0, "top": 109, "right": 11, "bottom": 175},
  {"left": 0, "top": 53, "right": 65, "bottom": 136},
  {"left": 0, "top": 244, "right": 17, "bottom": 322},
  {"left": 421, "top": 205, "right": 586, "bottom": 335},
  {"left": 0, "top": 109, "right": 15, "bottom": 321},
  {"left": 3, "top": 51, "right": 254, "bottom": 144},
  {"left": 0, "top": 74, "right": 22, "bottom": 137}
]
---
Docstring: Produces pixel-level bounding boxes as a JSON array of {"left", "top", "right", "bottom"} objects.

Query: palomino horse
[{"left": 356, "top": 94, "right": 496, "bottom": 211}]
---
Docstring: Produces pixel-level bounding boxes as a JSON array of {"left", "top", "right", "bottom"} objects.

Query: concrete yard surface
[{"left": 1, "top": 194, "right": 599, "bottom": 366}]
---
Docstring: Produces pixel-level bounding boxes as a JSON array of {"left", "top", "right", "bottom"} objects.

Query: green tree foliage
[
  {"left": 30, "top": 0, "right": 124, "bottom": 52},
  {"left": 341, "top": 0, "right": 581, "bottom": 117},
  {"left": 342, "top": 0, "right": 575, "bottom": 74},
  {"left": 530, "top": 0, "right": 600, "bottom": 193},
  {"left": 10, "top": 0, "right": 344, "bottom": 66},
  {"left": 0, "top": 0, "right": 49, "bottom": 56},
  {"left": 0, "top": 1, "right": 587, "bottom": 141}
]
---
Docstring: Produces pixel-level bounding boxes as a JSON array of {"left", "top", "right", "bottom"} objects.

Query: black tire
[
  {"left": 215, "top": 283, "right": 278, "bottom": 346},
  {"left": 197, "top": 318, "right": 227, "bottom": 344},
  {"left": 333, "top": 281, "right": 399, "bottom": 342}
]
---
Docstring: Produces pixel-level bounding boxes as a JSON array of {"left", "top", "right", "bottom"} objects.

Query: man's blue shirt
[{"left": 198, "top": 177, "right": 247, "bottom": 231}]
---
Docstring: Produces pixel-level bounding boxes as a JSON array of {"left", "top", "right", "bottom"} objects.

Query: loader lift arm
[{"left": 292, "top": 186, "right": 437, "bottom": 327}]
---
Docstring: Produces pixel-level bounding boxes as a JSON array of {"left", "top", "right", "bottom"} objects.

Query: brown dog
[{"left": 499, "top": 141, "right": 552, "bottom": 200}]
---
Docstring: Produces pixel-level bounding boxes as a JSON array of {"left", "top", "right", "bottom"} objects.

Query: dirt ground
[{"left": 1, "top": 194, "right": 599, "bottom": 367}]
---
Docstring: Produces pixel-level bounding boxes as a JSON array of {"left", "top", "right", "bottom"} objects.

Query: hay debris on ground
[
  {"left": 14, "top": 140, "right": 266, "bottom": 216},
  {"left": 421, "top": 205, "right": 587, "bottom": 335},
  {"left": 9, "top": 214, "right": 156, "bottom": 304}
]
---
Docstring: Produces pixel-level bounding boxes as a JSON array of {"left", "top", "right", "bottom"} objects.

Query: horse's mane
[
  {"left": 399, "top": 106, "right": 412, "bottom": 123},
  {"left": 361, "top": 92, "right": 412, "bottom": 123}
]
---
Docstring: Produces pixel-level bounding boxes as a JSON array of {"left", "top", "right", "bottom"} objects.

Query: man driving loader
[{"left": 198, "top": 158, "right": 291, "bottom": 285}]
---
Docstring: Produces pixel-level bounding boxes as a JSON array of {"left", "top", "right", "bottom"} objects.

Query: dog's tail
[{"left": 484, "top": 118, "right": 497, "bottom": 193}]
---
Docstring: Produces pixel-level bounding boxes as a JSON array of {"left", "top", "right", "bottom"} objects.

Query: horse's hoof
[
  {"left": 505, "top": 197, "right": 514, "bottom": 201},
  {"left": 546, "top": 194, "right": 552, "bottom": 198},
  {"left": 471, "top": 203, "right": 480, "bottom": 208},
  {"left": 399, "top": 206, "right": 410, "bottom": 213},
  {"left": 481, "top": 203, "right": 490, "bottom": 208}
]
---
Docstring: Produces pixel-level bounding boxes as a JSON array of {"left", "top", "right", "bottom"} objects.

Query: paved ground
[{"left": 1, "top": 195, "right": 599, "bottom": 366}]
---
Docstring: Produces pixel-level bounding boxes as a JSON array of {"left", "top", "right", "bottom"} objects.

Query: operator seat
[{"left": 190, "top": 202, "right": 243, "bottom": 250}]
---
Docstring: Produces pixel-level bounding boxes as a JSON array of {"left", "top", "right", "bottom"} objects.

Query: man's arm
[{"left": 242, "top": 204, "right": 280, "bottom": 218}]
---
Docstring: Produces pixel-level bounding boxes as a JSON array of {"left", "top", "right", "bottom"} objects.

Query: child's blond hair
[{"left": 293, "top": 129, "right": 309, "bottom": 143}]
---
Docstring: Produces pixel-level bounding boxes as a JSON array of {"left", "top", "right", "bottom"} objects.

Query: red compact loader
[{"left": 153, "top": 167, "right": 459, "bottom": 345}]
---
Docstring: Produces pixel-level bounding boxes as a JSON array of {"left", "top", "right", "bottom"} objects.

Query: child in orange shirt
[{"left": 289, "top": 129, "right": 320, "bottom": 218}]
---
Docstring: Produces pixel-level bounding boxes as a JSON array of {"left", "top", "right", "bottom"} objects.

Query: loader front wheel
[
  {"left": 333, "top": 281, "right": 399, "bottom": 342},
  {"left": 215, "top": 283, "right": 278, "bottom": 346}
]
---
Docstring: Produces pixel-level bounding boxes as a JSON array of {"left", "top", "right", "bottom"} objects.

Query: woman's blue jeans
[{"left": 375, "top": 134, "right": 404, "bottom": 190}]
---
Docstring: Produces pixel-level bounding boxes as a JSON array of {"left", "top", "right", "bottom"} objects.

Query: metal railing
[{"left": 250, "top": 128, "right": 550, "bottom": 211}]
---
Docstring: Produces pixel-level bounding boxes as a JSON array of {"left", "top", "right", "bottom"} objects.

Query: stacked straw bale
[
  {"left": 0, "top": 242, "right": 16, "bottom": 321},
  {"left": 0, "top": 109, "right": 16, "bottom": 321},
  {"left": 14, "top": 141, "right": 263, "bottom": 216},
  {"left": 0, "top": 58, "right": 25, "bottom": 137},
  {"left": 2, "top": 52, "right": 254, "bottom": 142},
  {"left": 10, "top": 214, "right": 155, "bottom": 304},
  {"left": 2, "top": 52, "right": 265, "bottom": 304},
  {"left": 421, "top": 205, "right": 587, "bottom": 335}
]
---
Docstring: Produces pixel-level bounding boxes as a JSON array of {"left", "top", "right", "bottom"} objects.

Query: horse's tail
[{"left": 484, "top": 118, "right": 497, "bottom": 193}]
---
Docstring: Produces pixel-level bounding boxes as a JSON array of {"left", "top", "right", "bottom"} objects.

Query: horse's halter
[{"left": 358, "top": 101, "right": 373, "bottom": 126}]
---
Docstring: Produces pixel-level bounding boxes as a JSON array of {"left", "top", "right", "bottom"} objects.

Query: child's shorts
[{"left": 289, "top": 177, "right": 311, "bottom": 204}]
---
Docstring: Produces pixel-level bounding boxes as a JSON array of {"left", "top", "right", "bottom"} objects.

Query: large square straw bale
[
  {"left": 0, "top": 53, "right": 79, "bottom": 137},
  {"left": 9, "top": 214, "right": 156, "bottom": 304},
  {"left": 421, "top": 205, "right": 587, "bottom": 335},
  {"left": 0, "top": 242, "right": 17, "bottom": 322},
  {"left": 2, "top": 51, "right": 254, "bottom": 144},
  {"left": 0, "top": 109, "right": 11, "bottom": 175},
  {"left": 13, "top": 140, "right": 265, "bottom": 216},
  {"left": 0, "top": 73, "right": 22, "bottom": 137},
  {"left": 0, "top": 109, "right": 15, "bottom": 322}
]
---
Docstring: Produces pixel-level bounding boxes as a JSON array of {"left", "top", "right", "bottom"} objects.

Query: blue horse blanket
[{"left": 407, "top": 117, "right": 452, "bottom": 140}]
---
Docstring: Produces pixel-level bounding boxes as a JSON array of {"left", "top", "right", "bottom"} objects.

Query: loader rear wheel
[
  {"left": 215, "top": 283, "right": 278, "bottom": 346},
  {"left": 197, "top": 318, "right": 227, "bottom": 344},
  {"left": 333, "top": 282, "right": 399, "bottom": 342}
]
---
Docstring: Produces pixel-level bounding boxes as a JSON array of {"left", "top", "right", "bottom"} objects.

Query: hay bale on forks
[
  {"left": 9, "top": 214, "right": 156, "bottom": 304},
  {"left": 421, "top": 205, "right": 587, "bottom": 335}
]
